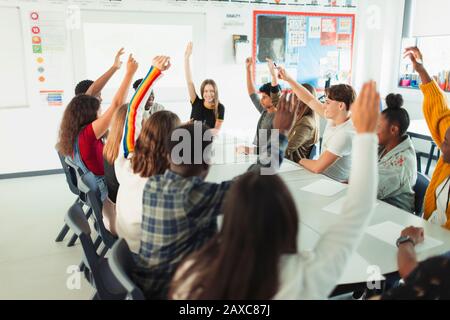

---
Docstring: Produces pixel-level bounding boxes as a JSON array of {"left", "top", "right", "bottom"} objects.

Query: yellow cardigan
[{"left": 421, "top": 81, "right": 450, "bottom": 229}]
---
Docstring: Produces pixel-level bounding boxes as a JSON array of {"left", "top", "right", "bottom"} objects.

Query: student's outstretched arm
[
  {"left": 122, "top": 56, "right": 171, "bottom": 158},
  {"left": 245, "top": 57, "right": 256, "bottom": 96},
  {"left": 405, "top": 47, "right": 450, "bottom": 146},
  {"left": 287, "top": 81, "right": 380, "bottom": 299},
  {"left": 397, "top": 227, "right": 424, "bottom": 279},
  {"left": 184, "top": 42, "right": 197, "bottom": 103},
  {"left": 86, "top": 48, "right": 125, "bottom": 97},
  {"left": 267, "top": 58, "right": 281, "bottom": 107},
  {"left": 299, "top": 151, "right": 339, "bottom": 174},
  {"left": 278, "top": 66, "right": 326, "bottom": 118},
  {"left": 92, "top": 54, "right": 138, "bottom": 140}
]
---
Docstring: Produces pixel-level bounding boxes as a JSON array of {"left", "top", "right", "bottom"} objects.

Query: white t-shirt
[
  {"left": 429, "top": 178, "right": 450, "bottom": 226},
  {"left": 321, "top": 119, "right": 355, "bottom": 182},
  {"left": 114, "top": 156, "right": 148, "bottom": 254}
]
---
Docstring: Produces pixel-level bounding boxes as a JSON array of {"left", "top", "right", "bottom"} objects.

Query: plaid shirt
[{"left": 134, "top": 133, "right": 288, "bottom": 299}]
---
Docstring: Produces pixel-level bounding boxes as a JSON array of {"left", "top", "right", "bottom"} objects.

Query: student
[
  {"left": 377, "top": 93, "right": 417, "bottom": 213},
  {"left": 236, "top": 57, "right": 281, "bottom": 155},
  {"left": 134, "top": 93, "right": 298, "bottom": 299},
  {"left": 169, "top": 81, "right": 380, "bottom": 300},
  {"left": 285, "top": 84, "right": 320, "bottom": 162},
  {"left": 184, "top": 42, "right": 225, "bottom": 130},
  {"left": 132, "top": 78, "right": 165, "bottom": 120},
  {"left": 101, "top": 103, "right": 128, "bottom": 234},
  {"left": 74, "top": 48, "right": 125, "bottom": 103},
  {"left": 115, "top": 111, "right": 180, "bottom": 254},
  {"left": 278, "top": 67, "right": 356, "bottom": 182},
  {"left": 56, "top": 54, "right": 138, "bottom": 201},
  {"left": 114, "top": 56, "right": 173, "bottom": 254},
  {"left": 404, "top": 47, "right": 450, "bottom": 228},
  {"left": 377, "top": 227, "right": 450, "bottom": 300}
]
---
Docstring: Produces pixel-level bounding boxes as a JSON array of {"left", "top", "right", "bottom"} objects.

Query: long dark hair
[
  {"left": 131, "top": 111, "right": 180, "bottom": 178},
  {"left": 56, "top": 94, "right": 100, "bottom": 156},
  {"left": 170, "top": 171, "right": 299, "bottom": 299}
]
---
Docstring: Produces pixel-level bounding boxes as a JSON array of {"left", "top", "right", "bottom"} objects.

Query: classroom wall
[
  {"left": 0, "top": 0, "right": 358, "bottom": 175},
  {"left": 3, "top": 0, "right": 443, "bottom": 176}
]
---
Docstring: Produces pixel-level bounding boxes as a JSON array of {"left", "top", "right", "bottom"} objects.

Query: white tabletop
[{"left": 205, "top": 142, "right": 450, "bottom": 285}]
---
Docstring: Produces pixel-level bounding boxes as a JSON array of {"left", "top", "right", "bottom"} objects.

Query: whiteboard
[
  {"left": 71, "top": 10, "right": 206, "bottom": 104},
  {"left": 0, "top": 6, "right": 28, "bottom": 108}
]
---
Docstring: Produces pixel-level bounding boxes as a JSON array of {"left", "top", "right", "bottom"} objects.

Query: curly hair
[
  {"left": 75, "top": 80, "right": 94, "bottom": 95},
  {"left": 56, "top": 94, "right": 100, "bottom": 156},
  {"left": 131, "top": 111, "right": 181, "bottom": 178}
]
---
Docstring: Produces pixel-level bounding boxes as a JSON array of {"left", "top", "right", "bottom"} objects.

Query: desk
[
  {"left": 205, "top": 145, "right": 450, "bottom": 288},
  {"left": 407, "top": 119, "right": 440, "bottom": 175}
]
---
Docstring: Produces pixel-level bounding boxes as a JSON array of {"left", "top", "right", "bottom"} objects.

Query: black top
[
  {"left": 381, "top": 254, "right": 450, "bottom": 300},
  {"left": 190, "top": 95, "right": 225, "bottom": 129},
  {"left": 103, "top": 157, "right": 119, "bottom": 203}
]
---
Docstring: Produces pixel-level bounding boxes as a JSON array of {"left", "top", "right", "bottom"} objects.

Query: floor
[{"left": 0, "top": 173, "right": 94, "bottom": 299}]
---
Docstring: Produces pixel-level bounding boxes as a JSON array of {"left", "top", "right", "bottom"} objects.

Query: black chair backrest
[
  {"left": 108, "top": 239, "right": 145, "bottom": 300},
  {"left": 414, "top": 172, "right": 430, "bottom": 217},
  {"left": 78, "top": 171, "right": 116, "bottom": 247},
  {"left": 65, "top": 202, "right": 125, "bottom": 299},
  {"left": 65, "top": 202, "right": 97, "bottom": 271},
  {"left": 64, "top": 156, "right": 89, "bottom": 203},
  {"left": 57, "top": 152, "right": 79, "bottom": 196}
]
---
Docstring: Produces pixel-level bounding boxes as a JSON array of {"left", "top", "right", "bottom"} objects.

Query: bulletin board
[{"left": 253, "top": 10, "right": 355, "bottom": 90}]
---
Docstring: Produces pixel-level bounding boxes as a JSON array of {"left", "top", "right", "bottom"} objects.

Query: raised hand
[
  {"left": 277, "top": 66, "right": 292, "bottom": 82},
  {"left": 126, "top": 54, "right": 139, "bottom": 75},
  {"left": 273, "top": 92, "right": 297, "bottom": 135},
  {"left": 266, "top": 58, "right": 277, "bottom": 77},
  {"left": 113, "top": 47, "right": 125, "bottom": 70},
  {"left": 152, "top": 56, "right": 171, "bottom": 71},
  {"left": 245, "top": 57, "right": 253, "bottom": 70},
  {"left": 185, "top": 42, "right": 193, "bottom": 60},
  {"left": 350, "top": 81, "right": 380, "bottom": 134},
  {"left": 404, "top": 47, "right": 425, "bottom": 74}
]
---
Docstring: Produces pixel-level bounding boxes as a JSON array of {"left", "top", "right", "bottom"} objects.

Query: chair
[
  {"left": 108, "top": 239, "right": 145, "bottom": 300},
  {"left": 65, "top": 202, "right": 126, "bottom": 300},
  {"left": 55, "top": 152, "right": 79, "bottom": 243},
  {"left": 78, "top": 171, "right": 117, "bottom": 257},
  {"left": 63, "top": 156, "right": 93, "bottom": 247},
  {"left": 413, "top": 172, "right": 430, "bottom": 217},
  {"left": 308, "top": 143, "right": 319, "bottom": 160}
]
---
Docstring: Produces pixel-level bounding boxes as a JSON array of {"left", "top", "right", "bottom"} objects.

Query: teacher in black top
[{"left": 184, "top": 42, "right": 225, "bottom": 130}]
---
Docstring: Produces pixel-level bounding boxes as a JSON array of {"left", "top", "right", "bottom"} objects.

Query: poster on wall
[
  {"left": 254, "top": 11, "right": 355, "bottom": 89},
  {"left": 27, "top": 10, "right": 67, "bottom": 107},
  {"left": 320, "top": 18, "right": 337, "bottom": 46},
  {"left": 308, "top": 17, "right": 321, "bottom": 38}
]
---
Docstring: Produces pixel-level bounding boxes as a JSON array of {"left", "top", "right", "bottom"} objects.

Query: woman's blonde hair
[
  {"left": 200, "top": 79, "right": 220, "bottom": 119},
  {"left": 103, "top": 104, "right": 128, "bottom": 164},
  {"left": 131, "top": 111, "right": 181, "bottom": 178}
]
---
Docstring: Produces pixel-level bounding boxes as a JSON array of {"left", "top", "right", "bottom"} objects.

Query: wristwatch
[{"left": 396, "top": 236, "right": 415, "bottom": 248}]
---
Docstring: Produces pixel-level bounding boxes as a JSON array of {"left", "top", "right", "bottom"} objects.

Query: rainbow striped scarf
[{"left": 122, "top": 66, "right": 162, "bottom": 158}]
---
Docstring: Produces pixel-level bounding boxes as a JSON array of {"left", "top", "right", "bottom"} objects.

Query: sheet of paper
[
  {"left": 323, "top": 197, "right": 380, "bottom": 215},
  {"left": 301, "top": 179, "right": 347, "bottom": 196},
  {"left": 366, "top": 221, "right": 444, "bottom": 253},
  {"left": 277, "top": 162, "right": 304, "bottom": 173}
]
